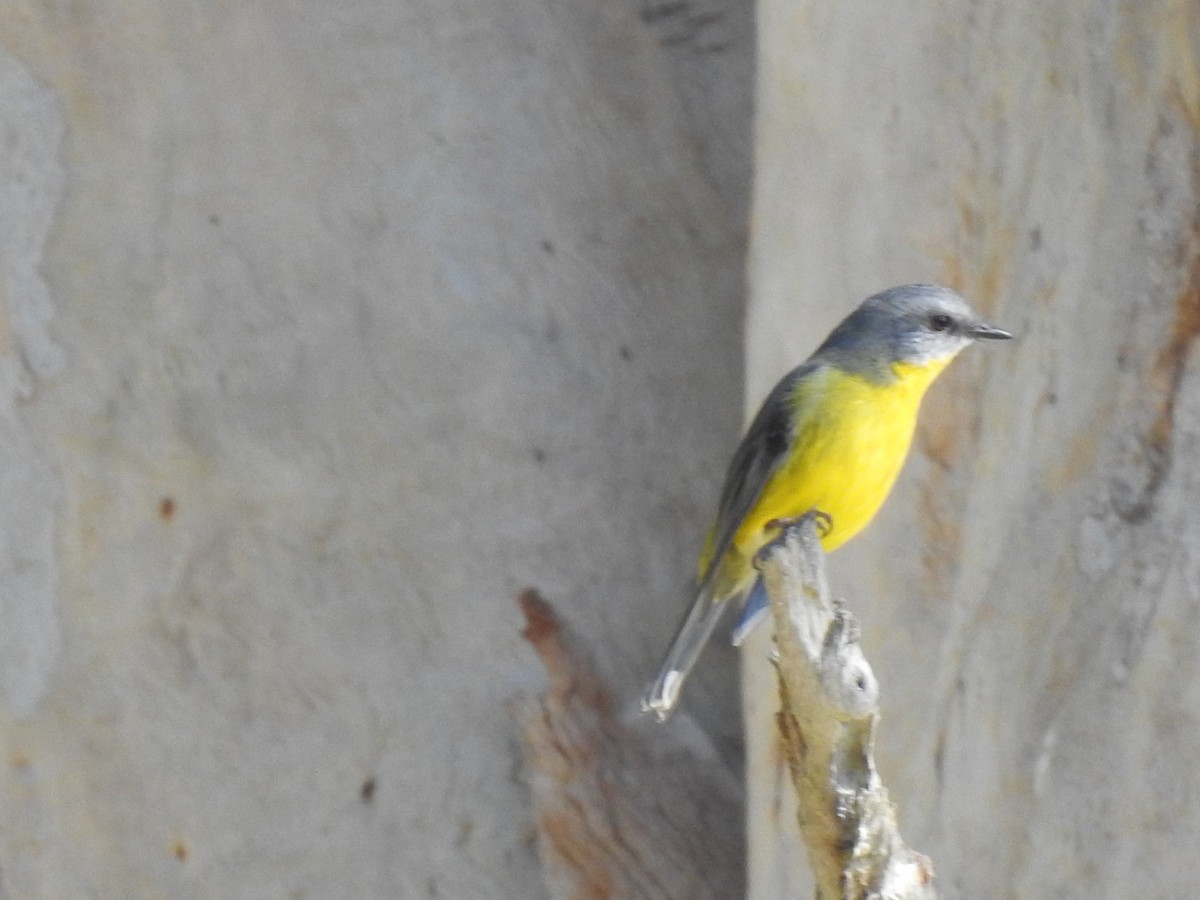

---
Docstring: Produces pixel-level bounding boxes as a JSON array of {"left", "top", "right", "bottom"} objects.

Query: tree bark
[
  {"left": 746, "top": 2, "right": 1200, "bottom": 897},
  {"left": 517, "top": 589, "right": 743, "bottom": 900}
]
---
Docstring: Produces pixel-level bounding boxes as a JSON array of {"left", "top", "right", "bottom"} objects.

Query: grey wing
[{"left": 696, "top": 363, "right": 814, "bottom": 591}]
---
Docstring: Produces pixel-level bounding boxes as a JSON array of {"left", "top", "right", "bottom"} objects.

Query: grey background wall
[{"left": 0, "top": 2, "right": 751, "bottom": 897}]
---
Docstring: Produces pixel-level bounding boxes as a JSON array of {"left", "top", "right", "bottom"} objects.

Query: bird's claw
[
  {"left": 766, "top": 509, "right": 833, "bottom": 539},
  {"left": 813, "top": 510, "right": 833, "bottom": 537}
]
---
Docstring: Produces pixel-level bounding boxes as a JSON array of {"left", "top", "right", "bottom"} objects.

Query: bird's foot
[{"left": 766, "top": 509, "right": 833, "bottom": 538}]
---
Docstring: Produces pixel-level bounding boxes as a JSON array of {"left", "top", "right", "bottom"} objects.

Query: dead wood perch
[
  {"left": 758, "top": 514, "right": 936, "bottom": 900},
  {"left": 516, "top": 589, "right": 742, "bottom": 900}
]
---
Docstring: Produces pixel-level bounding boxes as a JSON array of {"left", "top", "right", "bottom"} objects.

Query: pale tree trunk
[
  {"left": 0, "top": 1, "right": 750, "bottom": 897},
  {"left": 747, "top": 2, "right": 1200, "bottom": 898}
]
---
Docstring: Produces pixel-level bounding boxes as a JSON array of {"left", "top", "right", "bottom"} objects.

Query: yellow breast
[{"left": 733, "top": 358, "right": 950, "bottom": 556}]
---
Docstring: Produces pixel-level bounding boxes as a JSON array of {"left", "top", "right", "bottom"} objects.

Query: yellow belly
[{"left": 727, "top": 360, "right": 949, "bottom": 574}]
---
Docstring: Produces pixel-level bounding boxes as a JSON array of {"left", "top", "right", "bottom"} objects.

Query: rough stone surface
[
  {"left": 0, "top": 2, "right": 751, "bottom": 897},
  {"left": 747, "top": 3, "right": 1200, "bottom": 898}
]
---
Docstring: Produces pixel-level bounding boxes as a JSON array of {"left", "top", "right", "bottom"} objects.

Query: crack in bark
[
  {"left": 1119, "top": 164, "right": 1200, "bottom": 523},
  {"left": 516, "top": 589, "right": 742, "bottom": 899}
]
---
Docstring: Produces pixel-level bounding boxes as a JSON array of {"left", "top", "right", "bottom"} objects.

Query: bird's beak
[{"left": 966, "top": 322, "right": 1012, "bottom": 340}]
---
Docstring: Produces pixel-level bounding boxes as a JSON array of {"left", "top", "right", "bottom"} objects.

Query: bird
[{"left": 641, "top": 284, "right": 1011, "bottom": 721}]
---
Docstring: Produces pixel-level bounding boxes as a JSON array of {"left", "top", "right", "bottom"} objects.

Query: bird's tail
[{"left": 640, "top": 580, "right": 732, "bottom": 721}]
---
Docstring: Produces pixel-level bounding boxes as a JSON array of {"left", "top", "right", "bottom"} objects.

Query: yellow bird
[{"left": 642, "top": 284, "right": 1011, "bottom": 720}]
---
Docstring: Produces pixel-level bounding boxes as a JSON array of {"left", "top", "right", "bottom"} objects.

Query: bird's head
[{"left": 816, "top": 284, "right": 1011, "bottom": 380}]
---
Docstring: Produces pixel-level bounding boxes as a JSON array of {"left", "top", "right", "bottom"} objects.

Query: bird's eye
[{"left": 929, "top": 313, "right": 953, "bottom": 332}]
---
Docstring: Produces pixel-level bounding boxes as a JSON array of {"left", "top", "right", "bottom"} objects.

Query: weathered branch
[{"left": 757, "top": 516, "right": 936, "bottom": 900}]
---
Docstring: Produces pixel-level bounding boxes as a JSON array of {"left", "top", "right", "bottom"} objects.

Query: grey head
[{"left": 813, "top": 284, "right": 1011, "bottom": 380}]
